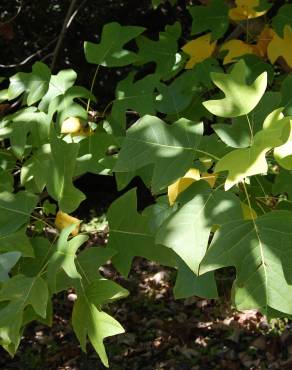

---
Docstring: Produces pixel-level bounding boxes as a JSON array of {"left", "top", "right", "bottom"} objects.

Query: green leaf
[
  {"left": 39, "top": 69, "right": 77, "bottom": 111},
  {"left": 174, "top": 260, "right": 217, "bottom": 299},
  {"left": 203, "top": 60, "right": 267, "bottom": 117},
  {"left": 0, "top": 252, "right": 21, "bottom": 282},
  {"left": 84, "top": 22, "right": 145, "bottom": 67},
  {"left": 156, "top": 181, "right": 242, "bottom": 273},
  {"left": 46, "top": 134, "right": 86, "bottom": 213},
  {"left": 43, "top": 200, "right": 56, "bottom": 216},
  {"left": 0, "top": 168, "right": 13, "bottom": 192},
  {"left": 272, "top": 4, "right": 292, "bottom": 37},
  {"left": 0, "top": 228, "right": 34, "bottom": 257},
  {"left": 136, "top": 24, "right": 181, "bottom": 78},
  {"left": 114, "top": 115, "right": 204, "bottom": 192},
  {"left": 107, "top": 189, "right": 177, "bottom": 276},
  {"left": 201, "top": 211, "right": 292, "bottom": 315},
  {"left": 75, "top": 132, "right": 117, "bottom": 176},
  {"left": 8, "top": 62, "right": 51, "bottom": 105},
  {"left": 109, "top": 73, "right": 158, "bottom": 134},
  {"left": 213, "top": 92, "right": 281, "bottom": 148},
  {"left": 273, "top": 169, "right": 292, "bottom": 199},
  {"left": 189, "top": 0, "right": 229, "bottom": 40},
  {"left": 0, "top": 191, "right": 38, "bottom": 235},
  {"left": 72, "top": 297, "right": 124, "bottom": 367},
  {"left": 0, "top": 274, "right": 48, "bottom": 350},
  {"left": 47, "top": 226, "right": 88, "bottom": 293},
  {"left": 281, "top": 74, "right": 292, "bottom": 116}
]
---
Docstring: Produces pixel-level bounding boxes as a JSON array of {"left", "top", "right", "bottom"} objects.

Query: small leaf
[
  {"left": 0, "top": 252, "right": 21, "bottom": 282},
  {"left": 84, "top": 22, "right": 145, "bottom": 67},
  {"left": 182, "top": 33, "right": 216, "bottom": 69},
  {"left": 203, "top": 60, "right": 267, "bottom": 117},
  {"left": 220, "top": 40, "right": 258, "bottom": 64},
  {"left": 168, "top": 168, "right": 200, "bottom": 206},
  {"left": 229, "top": 0, "right": 269, "bottom": 21},
  {"left": 267, "top": 25, "right": 292, "bottom": 69},
  {"left": 55, "top": 211, "right": 81, "bottom": 236}
]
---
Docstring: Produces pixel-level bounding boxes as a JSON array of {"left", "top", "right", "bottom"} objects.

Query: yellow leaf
[
  {"left": 61, "top": 117, "right": 82, "bottom": 134},
  {"left": 241, "top": 201, "right": 257, "bottom": 220},
  {"left": 229, "top": 0, "right": 268, "bottom": 21},
  {"left": 55, "top": 211, "right": 81, "bottom": 236},
  {"left": 221, "top": 40, "right": 258, "bottom": 64},
  {"left": 182, "top": 33, "right": 216, "bottom": 69},
  {"left": 255, "top": 27, "right": 276, "bottom": 58},
  {"left": 71, "top": 126, "right": 94, "bottom": 137},
  {"left": 267, "top": 26, "right": 292, "bottom": 69},
  {"left": 201, "top": 172, "right": 217, "bottom": 188},
  {"left": 168, "top": 168, "right": 200, "bottom": 205}
]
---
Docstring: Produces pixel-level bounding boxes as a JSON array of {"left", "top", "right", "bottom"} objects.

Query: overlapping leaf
[{"left": 114, "top": 115, "right": 204, "bottom": 192}]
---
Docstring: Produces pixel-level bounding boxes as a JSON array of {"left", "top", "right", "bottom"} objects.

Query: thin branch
[
  {"left": 0, "top": 0, "right": 22, "bottom": 24},
  {"left": 50, "top": 0, "right": 78, "bottom": 72},
  {"left": 0, "top": 37, "right": 57, "bottom": 68}
]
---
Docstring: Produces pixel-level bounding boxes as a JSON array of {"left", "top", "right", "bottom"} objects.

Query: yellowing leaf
[
  {"left": 241, "top": 201, "right": 257, "bottom": 220},
  {"left": 221, "top": 40, "right": 258, "bottom": 64},
  {"left": 201, "top": 172, "right": 217, "bottom": 188},
  {"left": 229, "top": 0, "right": 268, "bottom": 21},
  {"left": 267, "top": 26, "right": 292, "bottom": 69},
  {"left": 71, "top": 126, "right": 94, "bottom": 137},
  {"left": 168, "top": 168, "right": 200, "bottom": 205},
  {"left": 182, "top": 33, "right": 216, "bottom": 69},
  {"left": 61, "top": 117, "right": 82, "bottom": 134},
  {"left": 255, "top": 27, "right": 276, "bottom": 58},
  {"left": 55, "top": 211, "right": 81, "bottom": 236}
]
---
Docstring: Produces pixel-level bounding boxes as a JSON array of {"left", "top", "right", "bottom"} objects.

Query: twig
[
  {"left": 0, "top": 0, "right": 22, "bottom": 24},
  {"left": 50, "top": 0, "right": 78, "bottom": 72},
  {"left": 0, "top": 37, "right": 57, "bottom": 68}
]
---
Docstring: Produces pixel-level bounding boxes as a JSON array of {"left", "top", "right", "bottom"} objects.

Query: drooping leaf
[
  {"left": 72, "top": 297, "right": 124, "bottom": 368},
  {"left": 156, "top": 180, "right": 242, "bottom": 273},
  {"left": 47, "top": 226, "right": 88, "bottom": 293},
  {"left": 114, "top": 115, "right": 204, "bottom": 192},
  {"left": 84, "top": 22, "right": 145, "bottom": 67},
  {"left": 46, "top": 134, "right": 86, "bottom": 213},
  {"left": 182, "top": 33, "right": 217, "bottom": 69},
  {"left": 267, "top": 25, "right": 292, "bottom": 69},
  {"left": 201, "top": 211, "right": 292, "bottom": 316},
  {"left": 55, "top": 211, "right": 81, "bottom": 236},
  {"left": 0, "top": 252, "right": 21, "bottom": 282},
  {"left": 203, "top": 60, "right": 267, "bottom": 117},
  {"left": 189, "top": 0, "right": 229, "bottom": 40}
]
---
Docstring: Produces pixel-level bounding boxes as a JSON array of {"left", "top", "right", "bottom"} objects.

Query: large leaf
[
  {"left": 201, "top": 211, "right": 292, "bottom": 316},
  {"left": 189, "top": 0, "right": 229, "bottom": 40},
  {"left": 114, "top": 115, "right": 204, "bottom": 192},
  {"left": 203, "top": 60, "right": 267, "bottom": 117},
  {"left": 156, "top": 181, "right": 242, "bottom": 273},
  {"left": 84, "top": 22, "right": 145, "bottom": 67}
]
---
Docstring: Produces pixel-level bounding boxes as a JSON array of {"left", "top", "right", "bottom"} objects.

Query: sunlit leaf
[
  {"left": 182, "top": 33, "right": 216, "bottom": 69},
  {"left": 267, "top": 25, "right": 292, "bottom": 69},
  {"left": 229, "top": 0, "right": 269, "bottom": 21}
]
